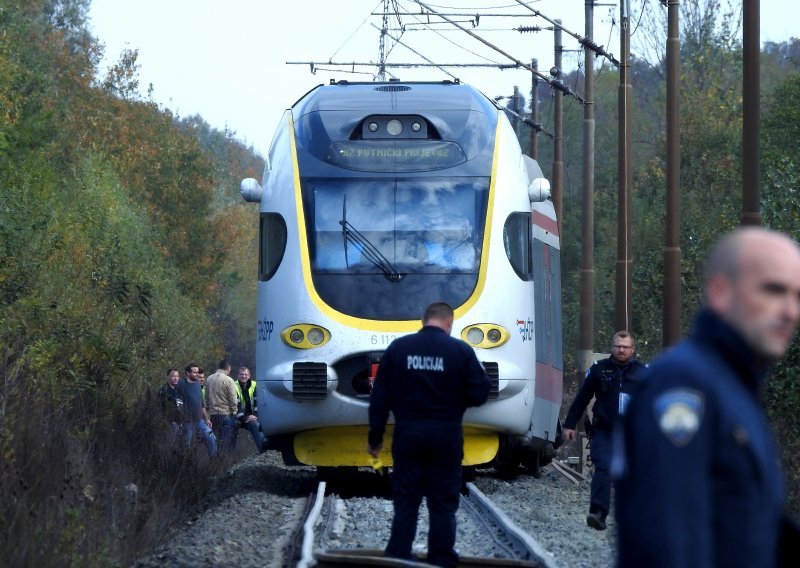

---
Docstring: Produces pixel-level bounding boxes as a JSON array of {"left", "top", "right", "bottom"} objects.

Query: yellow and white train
[{"left": 241, "top": 80, "right": 563, "bottom": 473}]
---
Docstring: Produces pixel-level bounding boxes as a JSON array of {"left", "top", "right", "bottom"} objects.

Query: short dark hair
[
  {"left": 167, "top": 368, "right": 179, "bottom": 377},
  {"left": 218, "top": 359, "right": 231, "bottom": 370},
  {"left": 423, "top": 302, "right": 454, "bottom": 323},
  {"left": 184, "top": 362, "right": 198, "bottom": 374},
  {"left": 197, "top": 368, "right": 204, "bottom": 374},
  {"left": 613, "top": 330, "right": 635, "bottom": 347}
]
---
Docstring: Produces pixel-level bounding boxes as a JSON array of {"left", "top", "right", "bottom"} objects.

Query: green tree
[
  {"left": 0, "top": 2, "right": 266, "bottom": 564},
  {"left": 761, "top": 73, "right": 800, "bottom": 511}
]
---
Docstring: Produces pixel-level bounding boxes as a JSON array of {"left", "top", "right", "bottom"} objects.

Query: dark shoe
[{"left": 587, "top": 513, "right": 607, "bottom": 531}]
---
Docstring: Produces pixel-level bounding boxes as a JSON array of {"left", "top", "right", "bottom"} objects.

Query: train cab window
[
  {"left": 301, "top": 176, "right": 488, "bottom": 320},
  {"left": 309, "top": 178, "right": 484, "bottom": 275},
  {"left": 259, "top": 213, "right": 287, "bottom": 281},
  {"left": 503, "top": 212, "right": 532, "bottom": 281}
]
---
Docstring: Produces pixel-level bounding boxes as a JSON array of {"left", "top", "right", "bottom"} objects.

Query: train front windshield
[{"left": 305, "top": 177, "right": 489, "bottom": 320}]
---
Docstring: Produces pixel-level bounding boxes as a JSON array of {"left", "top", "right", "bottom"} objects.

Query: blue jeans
[
  {"left": 182, "top": 419, "right": 217, "bottom": 457},
  {"left": 210, "top": 414, "right": 237, "bottom": 453},
  {"left": 240, "top": 418, "right": 264, "bottom": 451}
]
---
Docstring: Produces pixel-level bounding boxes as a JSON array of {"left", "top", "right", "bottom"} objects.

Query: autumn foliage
[{"left": 1, "top": 1, "right": 263, "bottom": 565}]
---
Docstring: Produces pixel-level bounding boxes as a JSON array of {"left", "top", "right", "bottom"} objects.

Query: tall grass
[{"left": 0, "top": 380, "right": 242, "bottom": 567}]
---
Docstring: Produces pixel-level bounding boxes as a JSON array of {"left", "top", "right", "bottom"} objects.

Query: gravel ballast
[{"left": 135, "top": 451, "right": 616, "bottom": 567}]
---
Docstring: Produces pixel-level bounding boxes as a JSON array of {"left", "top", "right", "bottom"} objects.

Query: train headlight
[
  {"left": 368, "top": 122, "right": 379, "bottom": 133},
  {"left": 461, "top": 324, "right": 511, "bottom": 349},
  {"left": 307, "top": 328, "right": 325, "bottom": 345},
  {"left": 282, "top": 324, "right": 331, "bottom": 349},
  {"left": 411, "top": 121, "right": 421, "bottom": 132},
  {"left": 466, "top": 328, "right": 485, "bottom": 345}
]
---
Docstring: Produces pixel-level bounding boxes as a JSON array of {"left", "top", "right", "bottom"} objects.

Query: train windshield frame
[{"left": 302, "top": 176, "right": 489, "bottom": 320}]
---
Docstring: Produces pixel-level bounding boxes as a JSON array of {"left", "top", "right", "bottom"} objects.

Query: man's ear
[{"left": 706, "top": 273, "right": 733, "bottom": 314}]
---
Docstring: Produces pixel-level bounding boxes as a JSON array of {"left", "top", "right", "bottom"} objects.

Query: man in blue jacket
[
  {"left": 615, "top": 228, "right": 800, "bottom": 567},
  {"left": 562, "top": 331, "right": 646, "bottom": 530},
  {"left": 368, "top": 302, "right": 490, "bottom": 568}
]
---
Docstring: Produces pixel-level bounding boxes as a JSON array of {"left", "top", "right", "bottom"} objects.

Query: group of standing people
[
  {"left": 369, "top": 227, "right": 800, "bottom": 568},
  {"left": 158, "top": 359, "right": 266, "bottom": 457}
]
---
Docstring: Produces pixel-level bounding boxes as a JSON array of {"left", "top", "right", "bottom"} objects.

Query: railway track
[
  {"left": 288, "top": 480, "right": 557, "bottom": 567},
  {"left": 133, "top": 452, "right": 614, "bottom": 568}
]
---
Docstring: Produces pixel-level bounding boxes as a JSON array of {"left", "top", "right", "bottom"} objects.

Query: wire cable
[
  {"left": 630, "top": 0, "right": 648, "bottom": 38},
  {"left": 397, "top": 0, "right": 503, "bottom": 64},
  {"left": 328, "top": 0, "right": 384, "bottom": 61}
]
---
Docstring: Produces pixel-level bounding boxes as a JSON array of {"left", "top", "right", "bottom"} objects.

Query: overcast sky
[{"left": 89, "top": 1, "right": 796, "bottom": 158}]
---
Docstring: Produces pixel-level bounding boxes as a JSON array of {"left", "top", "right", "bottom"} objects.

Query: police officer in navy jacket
[
  {"left": 615, "top": 228, "right": 800, "bottom": 567},
  {"left": 368, "top": 302, "right": 490, "bottom": 568},
  {"left": 562, "top": 331, "right": 646, "bottom": 530}
]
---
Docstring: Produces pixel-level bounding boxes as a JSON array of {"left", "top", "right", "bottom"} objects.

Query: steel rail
[
  {"left": 297, "top": 481, "right": 327, "bottom": 568},
  {"left": 463, "top": 482, "right": 558, "bottom": 567}
]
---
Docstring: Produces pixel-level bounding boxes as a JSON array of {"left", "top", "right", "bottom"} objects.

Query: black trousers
[
  {"left": 385, "top": 420, "right": 463, "bottom": 568},
  {"left": 589, "top": 428, "right": 612, "bottom": 517}
]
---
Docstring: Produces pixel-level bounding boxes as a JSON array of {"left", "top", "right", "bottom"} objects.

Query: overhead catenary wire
[
  {"left": 420, "top": 0, "right": 534, "bottom": 9},
  {"left": 511, "top": 0, "right": 620, "bottom": 67},
  {"left": 373, "top": 10, "right": 535, "bottom": 17},
  {"left": 500, "top": 104, "right": 554, "bottom": 139},
  {"left": 631, "top": 0, "right": 649, "bottom": 37},
  {"left": 400, "top": 1, "right": 503, "bottom": 64},
  {"left": 328, "top": 0, "right": 382, "bottom": 62},
  {"left": 289, "top": 61, "right": 520, "bottom": 70},
  {"left": 291, "top": 0, "right": 614, "bottom": 103},
  {"left": 399, "top": 24, "right": 531, "bottom": 31},
  {"left": 371, "top": 22, "right": 459, "bottom": 79},
  {"left": 588, "top": 6, "right": 618, "bottom": 84},
  {"left": 411, "top": 0, "right": 585, "bottom": 103}
]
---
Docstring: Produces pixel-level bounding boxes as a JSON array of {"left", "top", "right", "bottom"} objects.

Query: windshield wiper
[{"left": 340, "top": 196, "right": 403, "bottom": 283}]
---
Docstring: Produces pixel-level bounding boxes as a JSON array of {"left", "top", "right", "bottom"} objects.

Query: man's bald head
[{"left": 705, "top": 228, "right": 800, "bottom": 360}]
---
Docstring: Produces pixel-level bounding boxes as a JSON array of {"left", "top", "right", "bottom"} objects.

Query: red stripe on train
[
  {"left": 532, "top": 210, "right": 559, "bottom": 237},
  {"left": 534, "top": 362, "right": 563, "bottom": 404}
]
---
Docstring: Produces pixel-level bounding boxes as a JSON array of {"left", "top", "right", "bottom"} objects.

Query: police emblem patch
[{"left": 653, "top": 389, "right": 704, "bottom": 447}]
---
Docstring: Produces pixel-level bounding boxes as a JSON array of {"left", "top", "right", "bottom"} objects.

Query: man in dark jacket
[
  {"left": 368, "top": 302, "right": 490, "bottom": 568},
  {"left": 175, "top": 362, "right": 217, "bottom": 457},
  {"left": 615, "top": 228, "right": 800, "bottom": 567},
  {"left": 562, "top": 331, "right": 646, "bottom": 530},
  {"left": 158, "top": 368, "right": 182, "bottom": 441}
]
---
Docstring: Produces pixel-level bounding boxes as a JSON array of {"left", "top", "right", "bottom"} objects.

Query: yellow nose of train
[{"left": 292, "top": 425, "right": 499, "bottom": 467}]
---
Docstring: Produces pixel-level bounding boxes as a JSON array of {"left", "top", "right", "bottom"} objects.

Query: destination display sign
[{"left": 326, "top": 140, "right": 466, "bottom": 172}]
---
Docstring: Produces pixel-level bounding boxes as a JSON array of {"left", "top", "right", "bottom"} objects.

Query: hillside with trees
[
  {"left": 1, "top": 1, "right": 263, "bottom": 565},
  {"left": 2, "top": 0, "right": 800, "bottom": 565}
]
